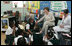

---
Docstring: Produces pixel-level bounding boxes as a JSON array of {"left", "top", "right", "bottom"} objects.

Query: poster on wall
[
  {"left": 29, "top": 1, "right": 40, "bottom": 9},
  {"left": 50, "top": 1, "right": 67, "bottom": 11},
  {"left": 12, "top": 1, "right": 23, "bottom": 8},
  {"left": 1, "top": 18, "right": 9, "bottom": 31}
]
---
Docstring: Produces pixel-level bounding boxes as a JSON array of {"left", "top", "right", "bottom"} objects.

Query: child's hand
[
  {"left": 12, "top": 26, "right": 16, "bottom": 31},
  {"left": 40, "top": 31, "right": 42, "bottom": 34},
  {"left": 27, "top": 32, "right": 29, "bottom": 35},
  {"left": 31, "top": 32, "right": 33, "bottom": 35}
]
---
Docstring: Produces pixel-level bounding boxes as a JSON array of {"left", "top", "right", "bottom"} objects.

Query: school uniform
[
  {"left": 43, "top": 36, "right": 53, "bottom": 45},
  {"left": 32, "top": 32, "right": 44, "bottom": 45},
  {"left": 25, "top": 23, "right": 30, "bottom": 35},
  {"left": 14, "top": 35, "right": 23, "bottom": 45},
  {"left": 5, "top": 26, "right": 15, "bottom": 45},
  {"left": 25, "top": 24, "right": 30, "bottom": 31},
  {"left": 5, "top": 26, "right": 13, "bottom": 35},
  {"left": 23, "top": 23, "right": 30, "bottom": 42},
  {"left": 29, "top": 21, "right": 35, "bottom": 32}
]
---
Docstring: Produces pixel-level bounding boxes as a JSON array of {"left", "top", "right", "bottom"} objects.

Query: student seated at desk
[{"left": 32, "top": 24, "right": 44, "bottom": 45}]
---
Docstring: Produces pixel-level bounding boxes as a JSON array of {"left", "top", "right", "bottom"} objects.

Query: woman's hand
[
  {"left": 35, "top": 21, "right": 38, "bottom": 24},
  {"left": 44, "top": 35, "right": 47, "bottom": 39},
  {"left": 39, "top": 31, "right": 42, "bottom": 34}
]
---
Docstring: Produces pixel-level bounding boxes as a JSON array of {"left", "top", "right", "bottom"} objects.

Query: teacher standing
[{"left": 36, "top": 7, "right": 55, "bottom": 36}]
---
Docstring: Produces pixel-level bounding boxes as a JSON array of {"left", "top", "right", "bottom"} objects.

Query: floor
[
  {"left": 1, "top": 31, "right": 71, "bottom": 45},
  {"left": 1, "top": 32, "right": 6, "bottom": 45}
]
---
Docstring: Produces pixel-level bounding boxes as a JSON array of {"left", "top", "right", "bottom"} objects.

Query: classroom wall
[
  {"left": 67, "top": 1, "right": 71, "bottom": 13},
  {"left": 40, "top": 1, "right": 71, "bottom": 13},
  {"left": 1, "top": 1, "right": 71, "bottom": 21},
  {"left": 1, "top": 1, "right": 29, "bottom": 21}
]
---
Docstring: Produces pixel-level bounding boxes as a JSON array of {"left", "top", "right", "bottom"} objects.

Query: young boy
[
  {"left": 17, "top": 37, "right": 27, "bottom": 45},
  {"left": 43, "top": 31, "right": 53, "bottom": 45},
  {"left": 32, "top": 24, "right": 44, "bottom": 45},
  {"left": 29, "top": 18, "right": 35, "bottom": 33},
  {"left": 25, "top": 20, "right": 33, "bottom": 35},
  {"left": 24, "top": 20, "right": 33, "bottom": 45},
  {"left": 13, "top": 29, "right": 24, "bottom": 45},
  {"left": 5, "top": 21, "right": 16, "bottom": 45},
  {"left": 13, "top": 29, "right": 29, "bottom": 45}
]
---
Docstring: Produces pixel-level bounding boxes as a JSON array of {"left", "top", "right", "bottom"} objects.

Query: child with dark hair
[
  {"left": 43, "top": 31, "right": 53, "bottom": 45},
  {"left": 13, "top": 29, "right": 29, "bottom": 45},
  {"left": 32, "top": 24, "right": 45, "bottom": 45},
  {"left": 17, "top": 37, "right": 27, "bottom": 45},
  {"left": 24, "top": 20, "right": 33, "bottom": 35},
  {"left": 5, "top": 21, "right": 16, "bottom": 45},
  {"left": 13, "top": 29, "right": 24, "bottom": 45},
  {"left": 29, "top": 18, "right": 35, "bottom": 33},
  {"left": 24, "top": 20, "right": 33, "bottom": 45}
]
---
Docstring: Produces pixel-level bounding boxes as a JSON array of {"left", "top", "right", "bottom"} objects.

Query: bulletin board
[
  {"left": 28, "top": 1, "right": 40, "bottom": 9},
  {"left": 50, "top": 1, "right": 67, "bottom": 11},
  {"left": 40, "top": 1, "right": 71, "bottom": 13},
  {"left": 40, "top": 1, "right": 50, "bottom": 10}
]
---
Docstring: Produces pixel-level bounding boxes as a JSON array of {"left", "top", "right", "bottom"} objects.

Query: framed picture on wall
[{"left": 1, "top": 18, "right": 9, "bottom": 31}]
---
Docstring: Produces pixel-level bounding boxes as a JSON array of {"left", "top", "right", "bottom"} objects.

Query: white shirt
[
  {"left": 5, "top": 26, "right": 13, "bottom": 35},
  {"left": 14, "top": 35, "right": 28, "bottom": 45},
  {"left": 14, "top": 35, "right": 23, "bottom": 45},
  {"left": 60, "top": 15, "right": 71, "bottom": 30},
  {"left": 26, "top": 24, "right": 30, "bottom": 30},
  {"left": 29, "top": 32, "right": 41, "bottom": 42},
  {"left": 5, "top": 26, "right": 18, "bottom": 35},
  {"left": 43, "top": 36, "right": 53, "bottom": 45}
]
